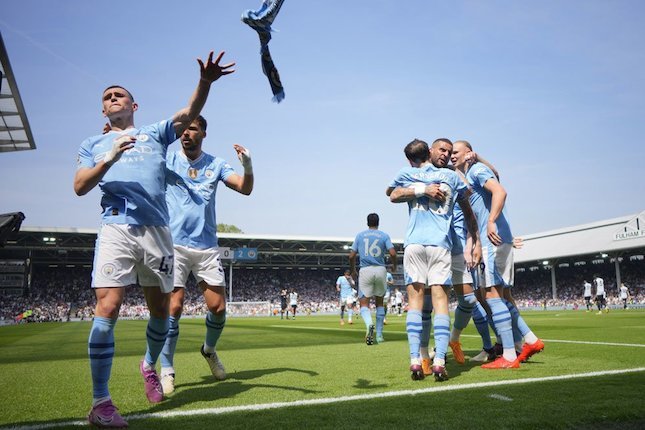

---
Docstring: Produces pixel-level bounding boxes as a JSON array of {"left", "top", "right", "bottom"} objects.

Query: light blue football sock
[
  {"left": 360, "top": 306, "right": 373, "bottom": 330},
  {"left": 452, "top": 294, "right": 475, "bottom": 341},
  {"left": 487, "top": 297, "right": 514, "bottom": 359},
  {"left": 376, "top": 306, "right": 385, "bottom": 337},
  {"left": 433, "top": 313, "right": 451, "bottom": 361},
  {"left": 204, "top": 310, "right": 226, "bottom": 351},
  {"left": 472, "top": 301, "right": 493, "bottom": 350},
  {"left": 505, "top": 298, "right": 538, "bottom": 344},
  {"left": 406, "top": 310, "right": 423, "bottom": 360},
  {"left": 144, "top": 316, "right": 169, "bottom": 366},
  {"left": 89, "top": 317, "right": 116, "bottom": 400},
  {"left": 160, "top": 315, "right": 180, "bottom": 370}
]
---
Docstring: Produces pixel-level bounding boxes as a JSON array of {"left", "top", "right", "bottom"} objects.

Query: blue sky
[{"left": 1, "top": 0, "right": 643, "bottom": 239}]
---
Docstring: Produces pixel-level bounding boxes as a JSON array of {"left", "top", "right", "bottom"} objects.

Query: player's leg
[
  {"left": 420, "top": 289, "right": 433, "bottom": 376},
  {"left": 479, "top": 244, "right": 519, "bottom": 369},
  {"left": 403, "top": 244, "right": 427, "bottom": 380},
  {"left": 340, "top": 301, "right": 346, "bottom": 325},
  {"left": 160, "top": 287, "right": 184, "bottom": 395},
  {"left": 292, "top": 304, "right": 297, "bottom": 319},
  {"left": 160, "top": 245, "right": 191, "bottom": 395},
  {"left": 503, "top": 287, "right": 544, "bottom": 362},
  {"left": 450, "top": 283, "right": 474, "bottom": 365},
  {"left": 194, "top": 247, "right": 228, "bottom": 381},
  {"left": 375, "top": 295, "right": 385, "bottom": 343},
  {"left": 347, "top": 296, "right": 354, "bottom": 324},
  {"left": 138, "top": 226, "right": 174, "bottom": 402},
  {"left": 201, "top": 283, "right": 228, "bottom": 380},
  {"left": 88, "top": 287, "right": 126, "bottom": 426},
  {"left": 430, "top": 284, "right": 450, "bottom": 381},
  {"left": 406, "top": 282, "right": 425, "bottom": 380},
  {"left": 87, "top": 224, "right": 135, "bottom": 427}
]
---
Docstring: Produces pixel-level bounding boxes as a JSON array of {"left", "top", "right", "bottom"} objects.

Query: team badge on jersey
[
  {"left": 136, "top": 134, "right": 149, "bottom": 142},
  {"left": 205, "top": 170, "right": 214, "bottom": 179},
  {"left": 188, "top": 168, "right": 198, "bottom": 179}
]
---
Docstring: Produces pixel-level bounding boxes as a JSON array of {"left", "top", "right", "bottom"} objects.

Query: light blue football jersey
[
  {"left": 465, "top": 162, "right": 513, "bottom": 246},
  {"left": 390, "top": 164, "right": 468, "bottom": 250},
  {"left": 76, "top": 119, "right": 176, "bottom": 226},
  {"left": 386, "top": 271, "right": 394, "bottom": 284},
  {"left": 351, "top": 229, "right": 394, "bottom": 268},
  {"left": 450, "top": 202, "right": 467, "bottom": 256},
  {"left": 336, "top": 275, "right": 353, "bottom": 298},
  {"left": 165, "top": 150, "right": 235, "bottom": 249}
]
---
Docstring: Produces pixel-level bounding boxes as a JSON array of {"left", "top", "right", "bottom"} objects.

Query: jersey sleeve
[
  {"left": 384, "top": 233, "right": 394, "bottom": 250},
  {"left": 219, "top": 160, "right": 236, "bottom": 182},
  {"left": 156, "top": 118, "right": 177, "bottom": 147},
  {"left": 351, "top": 234, "right": 359, "bottom": 252},
  {"left": 77, "top": 138, "right": 95, "bottom": 170},
  {"left": 468, "top": 163, "right": 496, "bottom": 189}
]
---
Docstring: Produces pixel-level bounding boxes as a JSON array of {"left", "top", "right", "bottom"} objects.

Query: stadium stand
[{"left": 0, "top": 212, "right": 643, "bottom": 323}]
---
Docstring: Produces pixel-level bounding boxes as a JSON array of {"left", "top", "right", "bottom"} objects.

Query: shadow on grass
[
  {"left": 145, "top": 376, "right": 320, "bottom": 413},
  {"left": 353, "top": 378, "right": 388, "bottom": 389}
]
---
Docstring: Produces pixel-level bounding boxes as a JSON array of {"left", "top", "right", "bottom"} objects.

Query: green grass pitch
[{"left": 1, "top": 309, "right": 644, "bottom": 429}]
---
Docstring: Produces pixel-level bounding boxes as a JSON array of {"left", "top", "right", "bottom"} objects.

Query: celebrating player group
[{"left": 345, "top": 138, "right": 545, "bottom": 382}]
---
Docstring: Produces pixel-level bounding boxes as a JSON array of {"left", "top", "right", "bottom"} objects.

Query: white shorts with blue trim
[
  {"left": 173, "top": 245, "right": 226, "bottom": 288},
  {"left": 92, "top": 224, "right": 174, "bottom": 292},
  {"left": 403, "top": 244, "right": 451, "bottom": 287},
  {"left": 358, "top": 265, "right": 387, "bottom": 298},
  {"left": 451, "top": 253, "right": 474, "bottom": 285},
  {"left": 478, "top": 243, "right": 514, "bottom": 288}
]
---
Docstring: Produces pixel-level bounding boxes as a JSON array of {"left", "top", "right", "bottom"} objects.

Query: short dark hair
[
  {"left": 195, "top": 115, "right": 208, "bottom": 132},
  {"left": 432, "top": 138, "right": 453, "bottom": 147},
  {"left": 367, "top": 213, "right": 379, "bottom": 227},
  {"left": 103, "top": 85, "right": 134, "bottom": 102},
  {"left": 404, "top": 139, "right": 430, "bottom": 164}
]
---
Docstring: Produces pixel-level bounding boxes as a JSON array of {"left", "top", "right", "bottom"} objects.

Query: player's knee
[{"left": 209, "top": 302, "right": 226, "bottom": 315}]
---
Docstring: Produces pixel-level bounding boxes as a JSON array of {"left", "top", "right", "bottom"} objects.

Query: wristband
[{"left": 412, "top": 183, "right": 425, "bottom": 198}]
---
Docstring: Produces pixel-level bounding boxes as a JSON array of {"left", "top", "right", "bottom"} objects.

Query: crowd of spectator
[{"left": 1, "top": 261, "right": 644, "bottom": 324}]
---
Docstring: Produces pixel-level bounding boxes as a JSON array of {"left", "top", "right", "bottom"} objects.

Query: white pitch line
[
  {"left": 269, "top": 325, "right": 645, "bottom": 348},
  {"left": 488, "top": 393, "right": 513, "bottom": 402},
  {"left": 7, "top": 367, "right": 645, "bottom": 430}
]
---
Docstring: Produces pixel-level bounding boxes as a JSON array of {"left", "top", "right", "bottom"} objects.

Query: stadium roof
[
  {"left": 515, "top": 211, "right": 645, "bottom": 264},
  {"left": 0, "top": 32, "right": 36, "bottom": 152}
]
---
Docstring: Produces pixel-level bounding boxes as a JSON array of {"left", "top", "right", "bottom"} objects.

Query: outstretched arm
[
  {"left": 224, "top": 144, "right": 254, "bottom": 195},
  {"left": 172, "top": 51, "right": 235, "bottom": 137}
]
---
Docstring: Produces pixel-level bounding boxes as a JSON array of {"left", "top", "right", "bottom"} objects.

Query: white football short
[
  {"left": 341, "top": 296, "right": 354, "bottom": 306},
  {"left": 358, "top": 265, "right": 388, "bottom": 298},
  {"left": 173, "top": 245, "right": 226, "bottom": 288},
  {"left": 478, "top": 243, "right": 514, "bottom": 289},
  {"left": 92, "top": 224, "right": 174, "bottom": 293},
  {"left": 403, "top": 244, "right": 451, "bottom": 287},
  {"left": 451, "top": 253, "right": 474, "bottom": 285}
]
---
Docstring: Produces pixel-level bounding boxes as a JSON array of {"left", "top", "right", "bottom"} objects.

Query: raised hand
[{"left": 198, "top": 51, "right": 235, "bottom": 83}]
